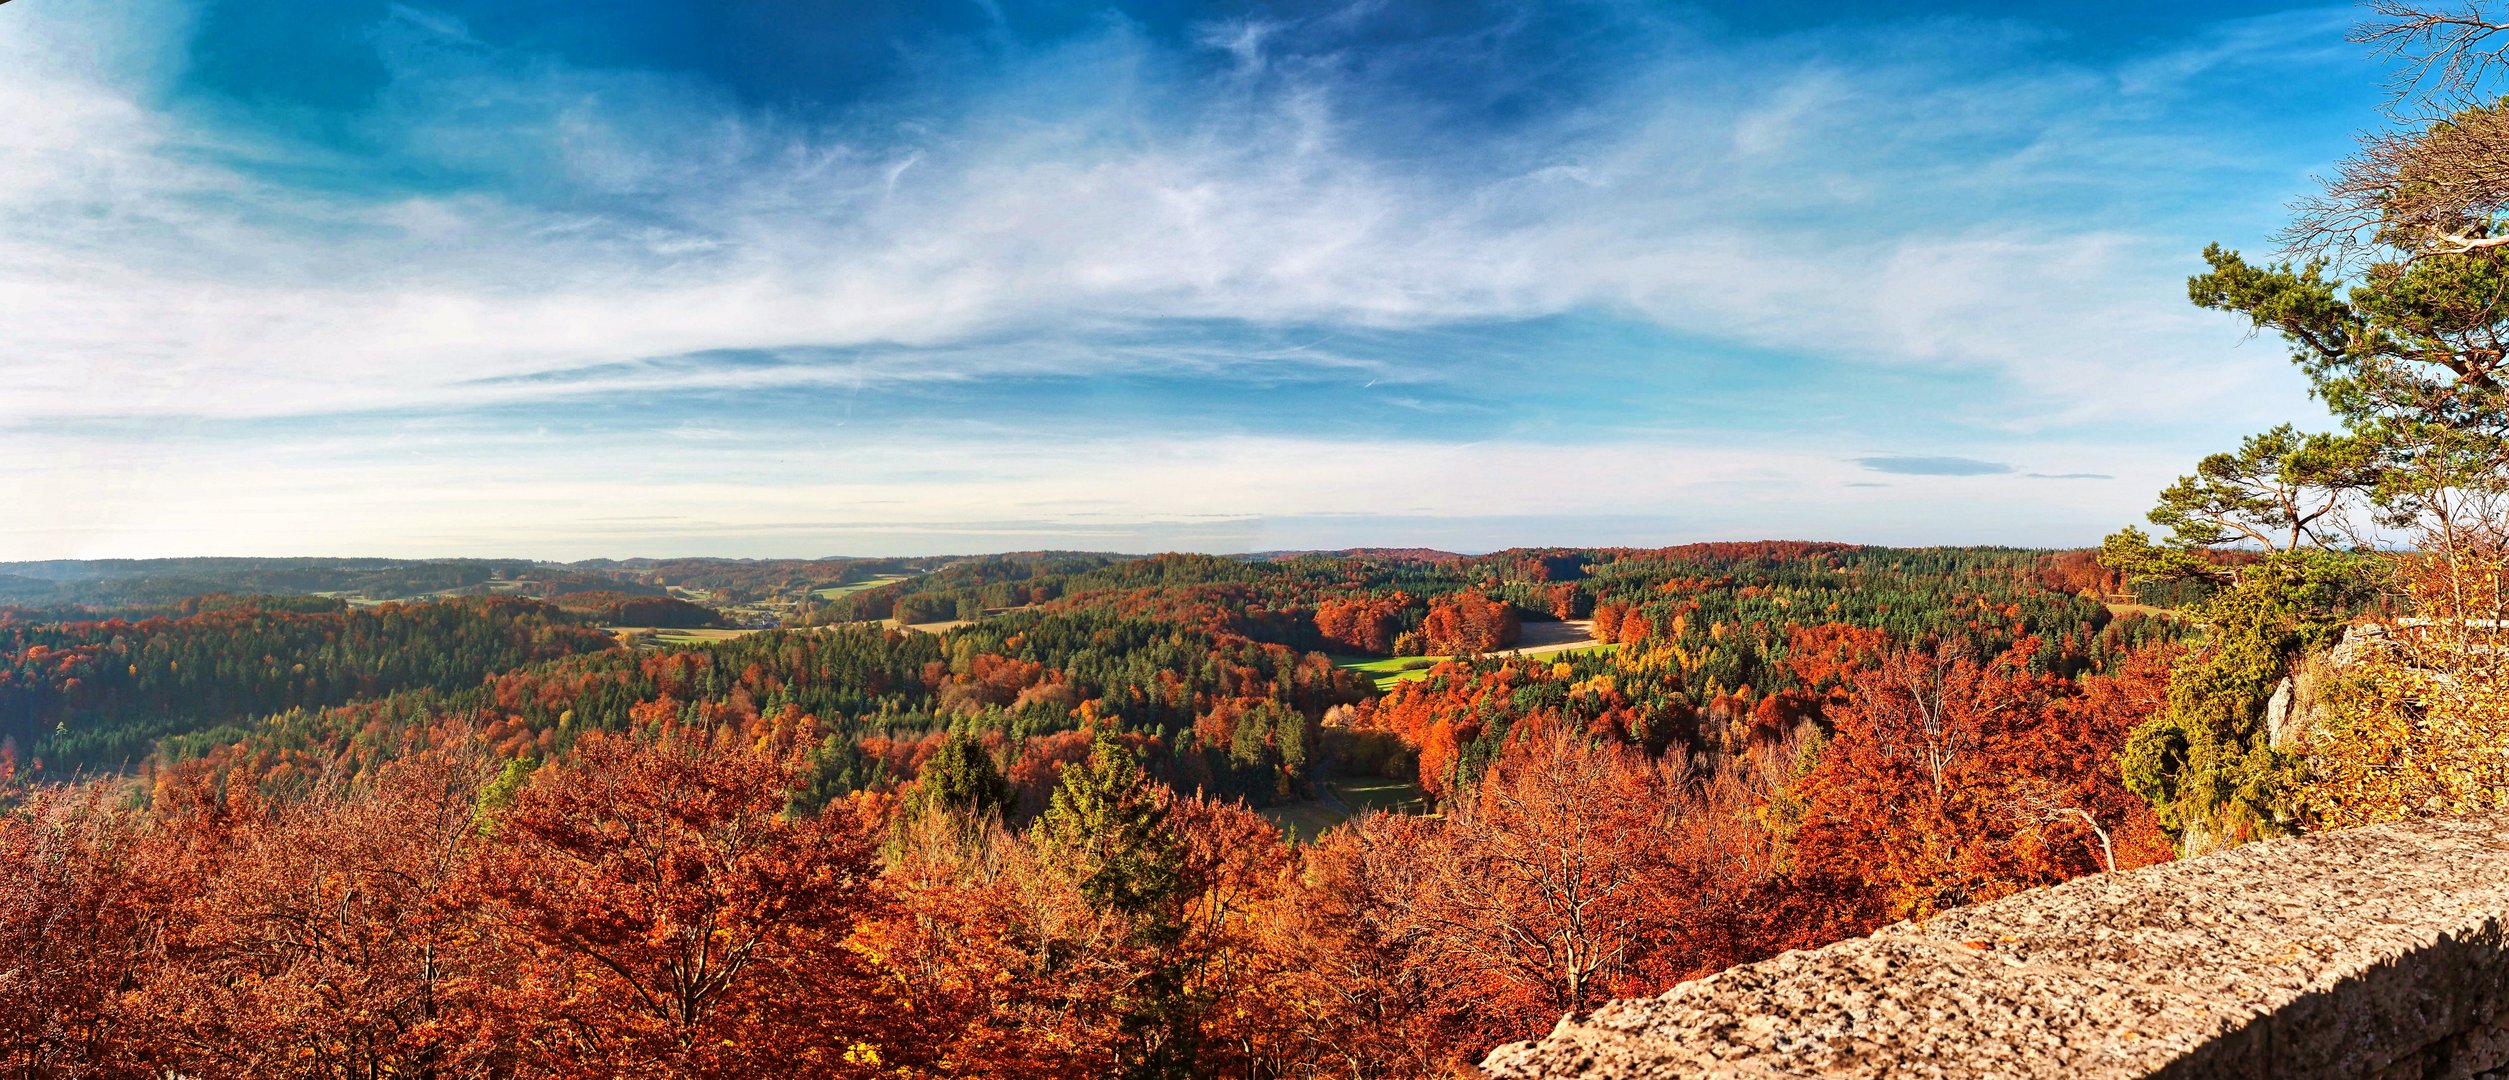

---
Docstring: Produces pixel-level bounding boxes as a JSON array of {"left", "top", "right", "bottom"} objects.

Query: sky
[{"left": 0, "top": 0, "right": 2389, "bottom": 559}]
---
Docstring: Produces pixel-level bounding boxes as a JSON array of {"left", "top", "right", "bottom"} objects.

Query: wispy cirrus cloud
[
  {"left": 4, "top": 1, "right": 2344, "bottom": 421},
  {"left": 0, "top": 0, "right": 2361, "bottom": 555},
  {"left": 1856, "top": 455, "right": 2013, "bottom": 477}
]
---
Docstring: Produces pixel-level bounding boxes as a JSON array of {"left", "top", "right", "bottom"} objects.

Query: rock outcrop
[{"left": 1482, "top": 812, "right": 2509, "bottom": 1079}]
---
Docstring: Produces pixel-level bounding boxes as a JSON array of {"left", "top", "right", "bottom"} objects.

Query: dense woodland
[
  {"left": 1, "top": 543, "right": 2198, "bottom": 1076},
  {"left": 0, "top": 597, "right": 617, "bottom": 773},
  {"left": 0, "top": 555, "right": 958, "bottom": 621}
]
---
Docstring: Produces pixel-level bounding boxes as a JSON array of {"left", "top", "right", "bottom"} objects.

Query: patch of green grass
[
  {"left": 612, "top": 627, "right": 759, "bottom": 647},
  {"left": 1333, "top": 654, "right": 1445, "bottom": 692},
  {"left": 1330, "top": 777, "right": 1427, "bottom": 815},
  {"left": 1257, "top": 776, "right": 1430, "bottom": 843},
  {"left": 1333, "top": 644, "right": 1624, "bottom": 691},
  {"left": 811, "top": 574, "right": 915, "bottom": 600},
  {"left": 1258, "top": 800, "right": 1349, "bottom": 843}
]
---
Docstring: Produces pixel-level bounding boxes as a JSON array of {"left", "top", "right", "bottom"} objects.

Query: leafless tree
[
  {"left": 2285, "top": 4, "right": 2509, "bottom": 262},
  {"left": 2007, "top": 781, "right": 2116, "bottom": 876}
]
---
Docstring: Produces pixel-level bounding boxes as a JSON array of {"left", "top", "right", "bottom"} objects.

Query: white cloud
[
  {"left": 0, "top": 0, "right": 2362, "bottom": 555},
  {"left": 2, "top": 1, "right": 2335, "bottom": 423}
]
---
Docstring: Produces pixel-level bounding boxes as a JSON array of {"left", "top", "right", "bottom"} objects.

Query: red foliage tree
[
  {"left": 1792, "top": 641, "right": 2175, "bottom": 919},
  {"left": 149, "top": 746, "right": 517, "bottom": 1077},
  {"left": 1419, "top": 594, "right": 1520, "bottom": 654},
  {"left": 1313, "top": 595, "right": 1408, "bottom": 655},
  {"left": 468, "top": 729, "right": 903, "bottom": 1077},
  {"left": 1321, "top": 722, "right": 1775, "bottom": 1063},
  {"left": 0, "top": 783, "right": 179, "bottom": 1077}
]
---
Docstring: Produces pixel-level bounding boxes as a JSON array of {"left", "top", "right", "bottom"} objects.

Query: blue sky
[{"left": 1, "top": 0, "right": 2380, "bottom": 558}]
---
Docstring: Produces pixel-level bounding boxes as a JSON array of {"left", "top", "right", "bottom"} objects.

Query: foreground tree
[
  {"left": 1366, "top": 722, "right": 1765, "bottom": 1059},
  {"left": 1031, "top": 733, "right": 1194, "bottom": 1078},
  {"left": 2107, "top": 2, "right": 2509, "bottom": 846},
  {"left": 0, "top": 783, "right": 176, "bottom": 1079},
  {"left": 470, "top": 729, "right": 901, "bottom": 1078},
  {"left": 860, "top": 806, "right": 1130, "bottom": 1079},
  {"left": 1797, "top": 641, "right": 2173, "bottom": 914},
  {"left": 153, "top": 746, "right": 514, "bottom": 1077}
]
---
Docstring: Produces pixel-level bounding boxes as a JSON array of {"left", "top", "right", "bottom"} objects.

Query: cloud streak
[
  {"left": 5, "top": 3, "right": 2338, "bottom": 421},
  {"left": 0, "top": 0, "right": 2364, "bottom": 555},
  {"left": 1856, "top": 456, "right": 2014, "bottom": 477}
]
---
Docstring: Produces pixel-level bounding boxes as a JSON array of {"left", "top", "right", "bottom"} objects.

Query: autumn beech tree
[
  {"left": 1795, "top": 641, "right": 2173, "bottom": 918},
  {"left": 468, "top": 729, "right": 901, "bottom": 1078},
  {"left": 1313, "top": 596, "right": 1407, "bottom": 655},
  {"left": 0, "top": 783, "right": 178, "bottom": 1079},
  {"left": 1311, "top": 718, "right": 1795, "bottom": 1062},
  {"left": 1268, "top": 816, "right": 1460, "bottom": 1077},
  {"left": 859, "top": 807, "right": 1131, "bottom": 1079},
  {"left": 1793, "top": 643, "right": 2041, "bottom": 916},
  {"left": 1158, "top": 795, "right": 1304, "bottom": 1076},
  {"left": 1393, "top": 723, "right": 1719, "bottom": 1048},
  {"left": 151, "top": 746, "right": 515, "bottom": 1078},
  {"left": 1418, "top": 594, "right": 1520, "bottom": 654}
]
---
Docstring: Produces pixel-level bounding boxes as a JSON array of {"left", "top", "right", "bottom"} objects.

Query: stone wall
[{"left": 1483, "top": 813, "right": 2509, "bottom": 1079}]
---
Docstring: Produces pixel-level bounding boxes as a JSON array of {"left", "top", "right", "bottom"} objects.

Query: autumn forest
[
  {"left": 2, "top": 544, "right": 2216, "bottom": 1077},
  {"left": 28, "top": 0, "right": 2509, "bottom": 1076}
]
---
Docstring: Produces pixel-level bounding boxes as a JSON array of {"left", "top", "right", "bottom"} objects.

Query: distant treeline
[{"left": 0, "top": 596, "right": 617, "bottom": 772}]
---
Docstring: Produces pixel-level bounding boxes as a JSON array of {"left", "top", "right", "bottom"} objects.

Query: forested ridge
[
  {"left": 0, "top": 543, "right": 2200, "bottom": 1076},
  {"left": 0, "top": 596, "right": 617, "bottom": 773}
]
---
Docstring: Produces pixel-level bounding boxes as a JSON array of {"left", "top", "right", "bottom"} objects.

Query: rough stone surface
[
  {"left": 1482, "top": 813, "right": 2509, "bottom": 1079},
  {"left": 2266, "top": 676, "right": 2295, "bottom": 749}
]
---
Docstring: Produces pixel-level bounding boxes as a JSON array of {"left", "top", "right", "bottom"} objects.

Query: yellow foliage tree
[{"left": 2301, "top": 544, "right": 2509, "bottom": 827}]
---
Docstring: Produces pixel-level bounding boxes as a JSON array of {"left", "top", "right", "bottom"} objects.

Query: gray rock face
[
  {"left": 2265, "top": 676, "right": 2295, "bottom": 749},
  {"left": 1482, "top": 813, "right": 2509, "bottom": 1079},
  {"left": 2328, "top": 623, "right": 2388, "bottom": 670}
]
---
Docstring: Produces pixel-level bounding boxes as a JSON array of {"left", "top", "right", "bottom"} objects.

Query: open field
[
  {"left": 1503, "top": 618, "right": 1598, "bottom": 655},
  {"left": 608, "top": 626, "right": 763, "bottom": 646},
  {"left": 1258, "top": 776, "right": 1430, "bottom": 841},
  {"left": 1334, "top": 619, "right": 1610, "bottom": 691},
  {"left": 2103, "top": 601, "right": 2185, "bottom": 621},
  {"left": 812, "top": 573, "right": 916, "bottom": 600},
  {"left": 1337, "top": 654, "right": 1442, "bottom": 691}
]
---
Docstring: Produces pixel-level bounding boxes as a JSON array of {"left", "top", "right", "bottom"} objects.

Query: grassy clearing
[
  {"left": 1334, "top": 644, "right": 1619, "bottom": 692},
  {"left": 2103, "top": 601, "right": 2184, "bottom": 621},
  {"left": 1513, "top": 642, "right": 1620, "bottom": 662},
  {"left": 811, "top": 574, "right": 915, "bottom": 600},
  {"left": 1331, "top": 776, "right": 1427, "bottom": 815},
  {"left": 1257, "top": 776, "right": 1429, "bottom": 842},
  {"left": 609, "top": 626, "right": 761, "bottom": 647},
  {"left": 1334, "top": 655, "right": 1443, "bottom": 692}
]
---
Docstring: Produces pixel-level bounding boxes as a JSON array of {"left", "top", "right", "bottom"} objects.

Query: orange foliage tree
[
  {"left": 468, "top": 729, "right": 904, "bottom": 1078},
  {"left": 0, "top": 782, "right": 180, "bottom": 1077},
  {"left": 1418, "top": 594, "right": 1520, "bottom": 654},
  {"left": 148, "top": 746, "right": 517, "bottom": 1076},
  {"left": 1311, "top": 722, "right": 1776, "bottom": 1065},
  {"left": 1792, "top": 641, "right": 2173, "bottom": 919},
  {"left": 1313, "top": 595, "right": 1409, "bottom": 655}
]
